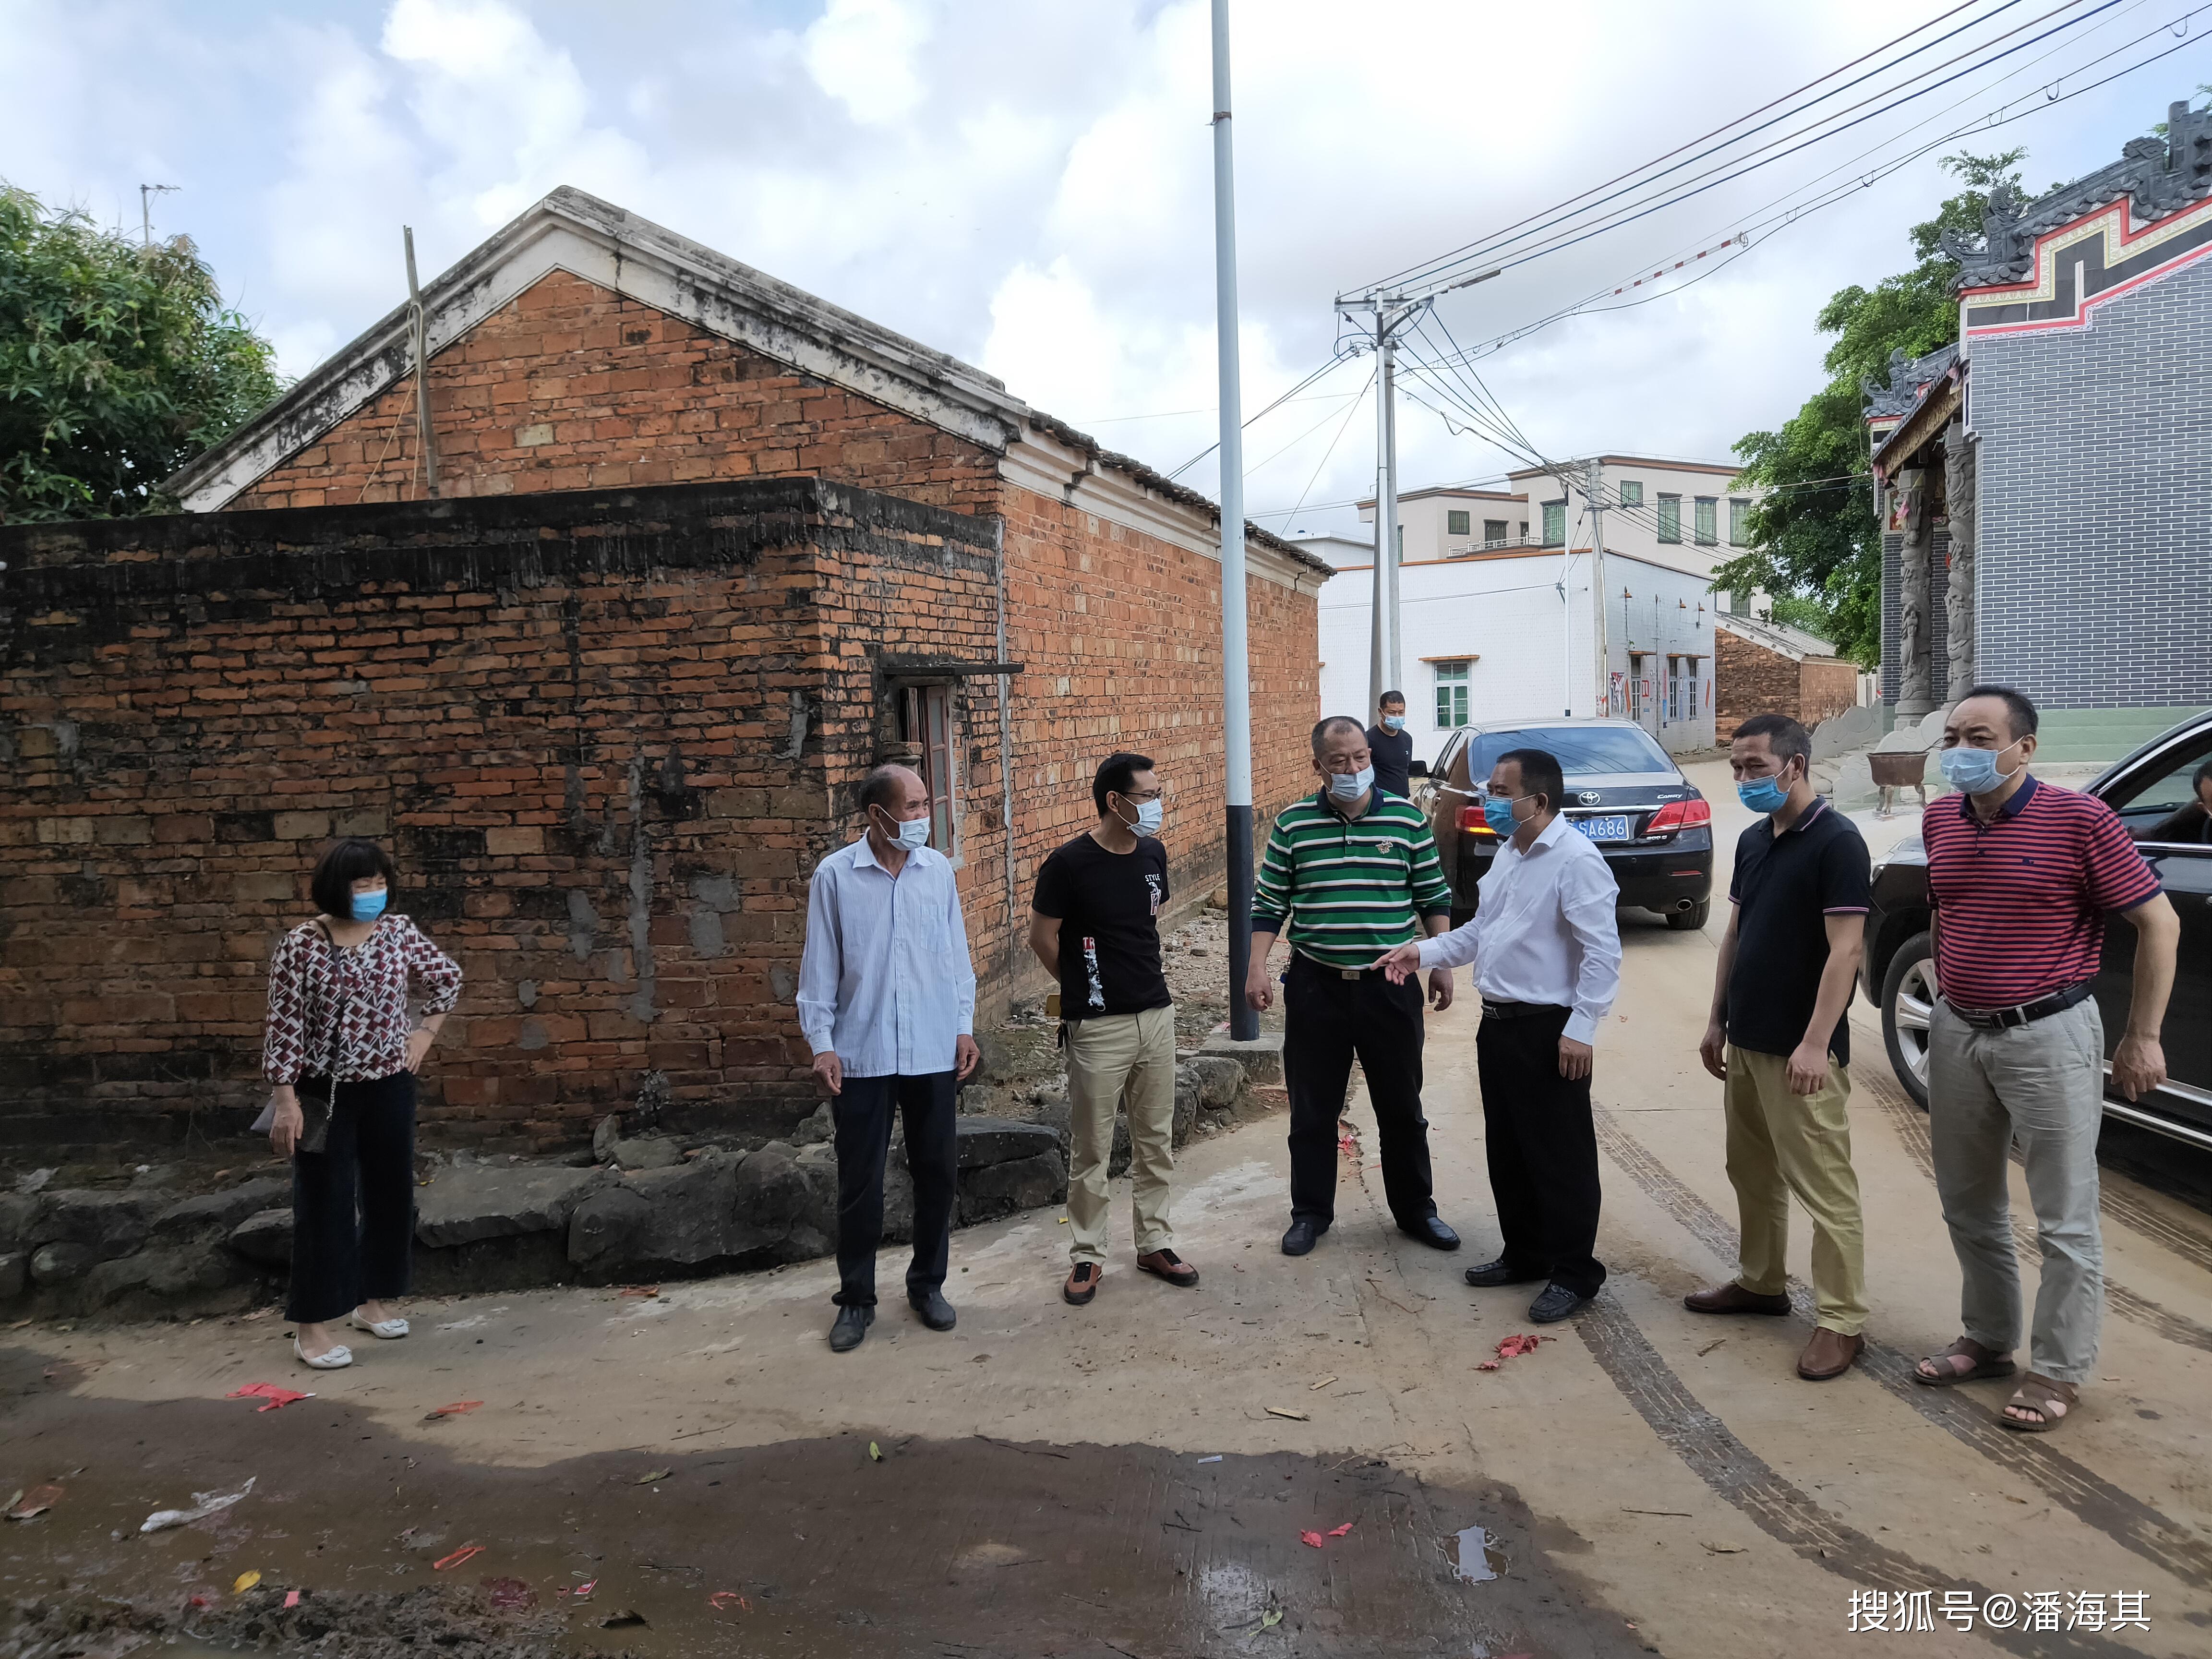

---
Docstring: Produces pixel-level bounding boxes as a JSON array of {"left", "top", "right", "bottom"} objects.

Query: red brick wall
[
  {"left": 0, "top": 483, "right": 1004, "bottom": 1148},
  {"left": 997, "top": 484, "right": 1319, "bottom": 951},
  {"left": 236, "top": 270, "right": 1001, "bottom": 517},
  {"left": 1715, "top": 626, "right": 1861, "bottom": 743}
]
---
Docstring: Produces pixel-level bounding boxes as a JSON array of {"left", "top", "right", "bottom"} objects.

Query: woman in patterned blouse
[{"left": 263, "top": 839, "right": 463, "bottom": 1369}]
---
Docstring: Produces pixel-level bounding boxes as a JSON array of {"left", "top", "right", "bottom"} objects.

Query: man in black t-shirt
[
  {"left": 1690, "top": 714, "right": 1873, "bottom": 1384},
  {"left": 1367, "top": 691, "right": 1415, "bottom": 798},
  {"left": 1030, "top": 752, "right": 1198, "bottom": 1307}
]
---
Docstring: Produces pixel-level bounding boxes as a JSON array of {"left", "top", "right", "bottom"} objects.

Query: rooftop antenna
[
  {"left": 139, "top": 184, "right": 178, "bottom": 247},
  {"left": 404, "top": 226, "right": 443, "bottom": 500}
]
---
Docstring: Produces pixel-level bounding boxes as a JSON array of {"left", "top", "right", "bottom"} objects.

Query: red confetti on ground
[
  {"left": 187, "top": 1595, "right": 211, "bottom": 1610},
  {"left": 1495, "top": 1334, "right": 1544, "bottom": 1359},
  {"left": 574, "top": 1579, "right": 597, "bottom": 1601},
  {"left": 1299, "top": 1530, "right": 1326, "bottom": 1549},
  {"left": 432, "top": 1544, "right": 484, "bottom": 1572},
  {"left": 481, "top": 1576, "right": 537, "bottom": 1611},
  {"left": 709, "top": 1591, "right": 752, "bottom": 1611},
  {"left": 1327, "top": 1522, "right": 1354, "bottom": 1537},
  {"left": 227, "top": 1382, "right": 312, "bottom": 1412},
  {"left": 423, "top": 1400, "right": 483, "bottom": 1419},
  {"left": 284, "top": 1591, "right": 301, "bottom": 1609},
  {"left": 1476, "top": 1360, "right": 1502, "bottom": 1371},
  {"left": 1336, "top": 1130, "right": 1358, "bottom": 1158}
]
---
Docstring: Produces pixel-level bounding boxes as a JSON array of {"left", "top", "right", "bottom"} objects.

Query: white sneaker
[
  {"left": 295, "top": 1336, "right": 353, "bottom": 1370},
  {"left": 349, "top": 1309, "right": 410, "bottom": 1340}
]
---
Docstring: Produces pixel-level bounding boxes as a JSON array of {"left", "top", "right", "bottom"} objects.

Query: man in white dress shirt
[
  {"left": 1375, "top": 746, "right": 1622, "bottom": 1322},
  {"left": 797, "top": 764, "right": 980, "bottom": 1353}
]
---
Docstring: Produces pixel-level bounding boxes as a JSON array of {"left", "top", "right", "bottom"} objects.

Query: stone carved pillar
[
  {"left": 1893, "top": 466, "right": 1936, "bottom": 717},
  {"left": 1943, "top": 422, "right": 1977, "bottom": 703}
]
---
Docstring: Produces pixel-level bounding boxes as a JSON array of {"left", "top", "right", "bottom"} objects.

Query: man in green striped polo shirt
[{"left": 1245, "top": 715, "right": 1461, "bottom": 1257}]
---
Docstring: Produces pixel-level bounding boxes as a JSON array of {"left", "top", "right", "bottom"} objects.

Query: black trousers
[
  {"left": 287, "top": 1070, "right": 417, "bottom": 1324},
  {"left": 1283, "top": 956, "right": 1437, "bottom": 1228},
  {"left": 831, "top": 1071, "right": 958, "bottom": 1308},
  {"left": 1475, "top": 1006, "right": 1606, "bottom": 1298}
]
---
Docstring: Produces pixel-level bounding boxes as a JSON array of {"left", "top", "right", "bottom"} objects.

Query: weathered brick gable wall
[
  {"left": 998, "top": 484, "right": 1319, "bottom": 922},
  {"left": 236, "top": 270, "right": 1001, "bottom": 518},
  {"left": 0, "top": 481, "right": 1002, "bottom": 1149},
  {"left": 1715, "top": 628, "right": 1861, "bottom": 743}
]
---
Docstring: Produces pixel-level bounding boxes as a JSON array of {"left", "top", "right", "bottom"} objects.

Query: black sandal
[
  {"left": 1911, "top": 1336, "right": 2015, "bottom": 1387},
  {"left": 1063, "top": 1263, "right": 1102, "bottom": 1306}
]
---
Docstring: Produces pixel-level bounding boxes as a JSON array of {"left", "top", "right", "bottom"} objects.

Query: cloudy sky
[{"left": 5, "top": 0, "right": 2204, "bottom": 537}]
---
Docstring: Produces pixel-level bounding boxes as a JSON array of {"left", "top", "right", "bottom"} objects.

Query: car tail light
[
  {"left": 1459, "top": 805, "right": 1498, "bottom": 838},
  {"left": 1645, "top": 797, "right": 1712, "bottom": 835}
]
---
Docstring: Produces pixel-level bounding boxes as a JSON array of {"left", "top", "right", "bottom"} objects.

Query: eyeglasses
[{"left": 1118, "top": 787, "right": 1165, "bottom": 803}]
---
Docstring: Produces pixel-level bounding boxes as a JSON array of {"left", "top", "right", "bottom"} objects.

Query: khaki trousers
[
  {"left": 1723, "top": 1046, "right": 1869, "bottom": 1335},
  {"left": 1065, "top": 1005, "right": 1178, "bottom": 1264},
  {"left": 1927, "top": 998, "right": 2105, "bottom": 1385}
]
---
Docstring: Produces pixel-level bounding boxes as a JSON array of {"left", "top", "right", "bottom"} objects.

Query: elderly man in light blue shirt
[{"left": 797, "top": 763, "right": 980, "bottom": 1353}]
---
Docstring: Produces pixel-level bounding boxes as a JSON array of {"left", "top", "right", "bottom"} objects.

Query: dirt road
[{"left": 7, "top": 766, "right": 2210, "bottom": 1658}]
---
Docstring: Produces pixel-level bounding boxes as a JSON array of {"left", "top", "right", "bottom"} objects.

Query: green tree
[
  {"left": 1, "top": 185, "right": 285, "bottom": 522},
  {"left": 1714, "top": 150, "right": 2026, "bottom": 666}
]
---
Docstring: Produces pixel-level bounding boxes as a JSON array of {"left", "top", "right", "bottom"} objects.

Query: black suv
[
  {"left": 1865, "top": 709, "right": 2212, "bottom": 1149},
  {"left": 1422, "top": 719, "right": 1715, "bottom": 929}
]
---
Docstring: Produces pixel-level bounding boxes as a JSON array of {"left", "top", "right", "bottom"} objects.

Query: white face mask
[
  {"left": 1327, "top": 765, "right": 1375, "bottom": 802},
  {"left": 1118, "top": 797, "right": 1165, "bottom": 835},
  {"left": 875, "top": 807, "right": 931, "bottom": 852}
]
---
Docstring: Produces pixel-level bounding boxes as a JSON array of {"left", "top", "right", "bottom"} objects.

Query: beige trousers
[
  {"left": 1065, "top": 1005, "right": 1178, "bottom": 1264},
  {"left": 1724, "top": 1046, "right": 1869, "bottom": 1336}
]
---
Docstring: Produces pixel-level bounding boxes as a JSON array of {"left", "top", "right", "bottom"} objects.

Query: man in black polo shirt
[
  {"left": 1030, "top": 752, "right": 1198, "bottom": 1307},
  {"left": 1367, "top": 692, "right": 1415, "bottom": 799},
  {"left": 1691, "top": 714, "right": 1873, "bottom": 1382}
]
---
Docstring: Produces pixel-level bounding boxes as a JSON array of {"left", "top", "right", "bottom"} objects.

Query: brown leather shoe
[
  {"left": 1684, "top": 1281, "right": 1791, "bottom": 1317},
  {"left": 1797, "top": 1327, "right": 1863, "bottom": 1381}
]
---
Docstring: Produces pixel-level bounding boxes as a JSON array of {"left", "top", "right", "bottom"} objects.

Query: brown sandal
[
  {"left": 1911, "top": 1336, "right": 2015, "bottom": 1387},
  {"left": 2001, "top": 1372, "right": 2077, "bottom": 1433}
]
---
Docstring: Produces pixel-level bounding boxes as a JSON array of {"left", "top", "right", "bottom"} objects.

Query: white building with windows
[{"left": 1305, "top": 455, "right": 1765, "bottom": 761}]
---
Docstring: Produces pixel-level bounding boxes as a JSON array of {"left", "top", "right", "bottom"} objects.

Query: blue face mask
[
  {"left": 1382, "top": 714, "right": 1405, "bottom": 732},
  {"left": 1938, "top": 739, "right": 2022, "bottom": 796},
  {"left": 1328, "top": 766, "right": 1375, "bottom": 803},
  {"left": 1122, "top": 798, "right": 1165, "bottom": 835},
  {"left": 1483, "top": 794, "right": 1524, "bottom": 838},
  {"left": 1736, "top": 774, "right": 1791, "bottom": 816},
  {"left": 351, "top": 888, "right": 388, "bottom": 923}
]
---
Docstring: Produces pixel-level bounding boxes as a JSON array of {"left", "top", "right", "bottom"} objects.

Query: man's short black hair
[
  {"left": 2193, "top": 757, "right": 2212, "bottom": 795},
  {"left": 1379, "top": 690, "right": 1405, "bottom": 708},
  {"left": 857, "top": 763, "right": 913, "bottom": 817},
  {"left": 1311, "top": 715, "right": 1367, "bottom": 758},
  {"left": 1093, "top": 751, "right": 1155, "bottom": 815},
  {"left": 310, "top": 838, "right": 397, "bottom": 920},
  {"left": 1495, "top": 747, "right": 1564, "bottom": 812},
  {"left": 1961, "top": 684, "right": 2039, "bottom": 740},
  {"left": 1732, "top": 712, "right": 1812, "bottom": 771}
]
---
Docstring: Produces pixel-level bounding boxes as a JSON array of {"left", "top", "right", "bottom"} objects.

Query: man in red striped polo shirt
[{"left": 1912, "top": 686, "right": 2178, "bottom": 1434}]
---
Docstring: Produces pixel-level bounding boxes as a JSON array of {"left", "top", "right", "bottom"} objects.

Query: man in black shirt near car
[
  {"left": 1030, "top": 753, "right": 1200, "bottom": 1307},
  {"left": 1691, "top": 713, "right": 1873, "bottom": 1383},
  {"left": 1368, "top": 691, "right": 1416, "bottom": 799}
]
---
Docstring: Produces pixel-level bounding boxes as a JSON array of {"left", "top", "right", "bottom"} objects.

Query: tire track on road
[{"left": 1593, "top": 1108, "right": 2212, "bottom": 1590}]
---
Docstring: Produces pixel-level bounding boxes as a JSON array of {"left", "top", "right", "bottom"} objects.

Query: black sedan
[
  {"left": 1865, "top": 709, "right": 2212, "bottom": 1149},
  {"left": 1422, "top": 719, "right": 1715, "bottom": 929}
]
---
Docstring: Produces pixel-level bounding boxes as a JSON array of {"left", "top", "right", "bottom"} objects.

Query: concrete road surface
[{"left": 6, "top": 764, "right": 2209, "bottom": 1658}]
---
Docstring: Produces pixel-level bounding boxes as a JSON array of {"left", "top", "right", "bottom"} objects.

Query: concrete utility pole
[
  {"left": 404, "top": 227, "right": 443, "bottom": 500},
  {"left": 1209, "top": 0, "right": 1257, "bottom": 1044},
  {"left": 1585, "top": 458, "right": 1610, "bottom": 718},
  {"left": 138, "top": 184, "right": 177, "bottom": 247}
]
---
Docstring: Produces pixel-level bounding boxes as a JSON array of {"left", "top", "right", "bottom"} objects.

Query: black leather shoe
[
  {"left": 1464, "top": 1258, "right": 1548, "bottom": 1287},
  {"left": 908, "top": 1288, "right": 957, "bottom": 1332},
  {"left": 1528, "top": 1283, "right": 1592, "bottom": 1323},
  {"left": 828, "top": 1305, "right": 875, "bottom": 1352},
  {"left": 1280, "top": 1218, "right": 1328, "bottom": 1256},
  {"left": 1398, "top": 1215, "right": 1461, "bottom": 1250}
]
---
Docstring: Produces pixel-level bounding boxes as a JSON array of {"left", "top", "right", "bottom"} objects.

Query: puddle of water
[{"left": 1452, "top": 1524, "right": 1502, "bottom": 1584}]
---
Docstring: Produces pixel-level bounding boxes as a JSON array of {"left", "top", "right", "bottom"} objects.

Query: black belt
[
  {"left": 1944, "top": 981, "right": 2094, "bottom": 1031},
  {"left": 1293, "top": 953, "right": 1388, "bottom": 981},
  {"left": 1480, "top": 999, "right": 1568, "bottom": 1020}
]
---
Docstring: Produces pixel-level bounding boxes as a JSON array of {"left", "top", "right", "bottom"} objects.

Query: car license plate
[{"left": 1573, "top": 814, "right": 1632, "bottom": 843}]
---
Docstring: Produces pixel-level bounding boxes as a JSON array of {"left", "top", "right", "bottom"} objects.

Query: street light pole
[
  {"left": 1209, "top": 0, "right": 1257, "bottom": 1043},
  {"left": 1585, "top": 457, "right": 1610, "bottom": 717}
]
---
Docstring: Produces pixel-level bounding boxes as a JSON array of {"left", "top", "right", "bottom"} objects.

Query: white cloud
[{"left": 802, "top": 0, "right": 933, "bottom": 125}]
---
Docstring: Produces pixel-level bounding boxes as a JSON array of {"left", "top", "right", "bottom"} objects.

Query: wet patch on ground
[{"left": 2, "top": 1353, "right": 1642, "bottom": 1659}]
